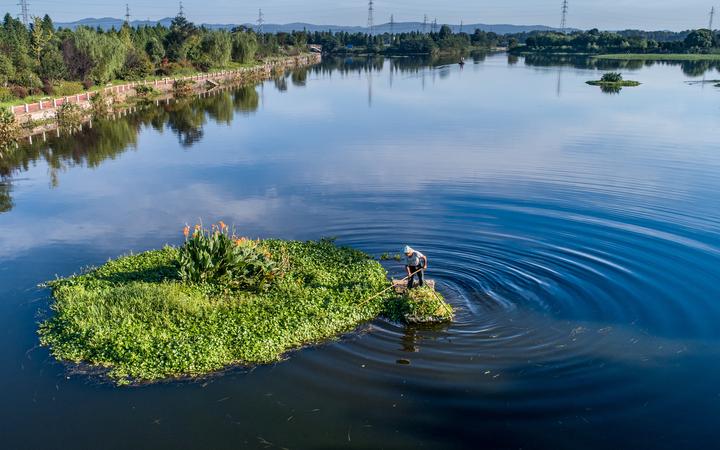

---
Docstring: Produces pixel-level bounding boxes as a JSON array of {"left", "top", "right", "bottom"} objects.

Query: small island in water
[
  {"left": 39, "top": 223, "right": 453, "bottom": 384},
  {"left": 587, "top": 72, "right": 641, "bottom": 92}
]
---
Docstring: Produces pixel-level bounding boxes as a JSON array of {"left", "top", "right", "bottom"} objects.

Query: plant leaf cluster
[{"left": 39, "top": 239, "right": 394, "bottom": 384}]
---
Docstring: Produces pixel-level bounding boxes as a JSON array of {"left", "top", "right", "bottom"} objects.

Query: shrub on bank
[
  {"left": 55, "top": 102, "right": 84, "bottom": 132},
  {"left": 0, "top": 109, "right": 19, "bottom": 147}
]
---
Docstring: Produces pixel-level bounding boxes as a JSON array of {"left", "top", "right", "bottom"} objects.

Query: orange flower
[
  {"left": 218, "top": 221, "right": 227, "bottom": 230},
  {"left": 194, "top": 224, "right": 201, "bottom": 231},
  {"left": 183, "top": 225, "right": 190, "bottom": 238}
]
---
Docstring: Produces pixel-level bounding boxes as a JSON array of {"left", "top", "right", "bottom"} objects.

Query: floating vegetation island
[
  {"left": 39, "top": 225, "right": 452, "bottom": 384},
  {"left": 587, "top": 72, "right": 641, "bottom": 93}
]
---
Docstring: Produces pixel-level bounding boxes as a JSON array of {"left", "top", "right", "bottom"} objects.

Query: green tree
[
  {"left": 145, "top": 37, "right": 165, "bottom": 65},
  {"left": 231, "top": 30, "right": 258, "bottom": 64},
  {"left": 0, "top": 53, "right": 16, "bottom": 86},
  {"left": 38, "top": 45, "right": 67, "bottom": 81},
  {"left": 30, "top": 16, "right": 51, "bottom": 62},
  {"left": 165, "top": 15, "right": 197, "bottom": 61},
  {"left": 684, "top": 29, "right": 714, "bottom": 50},
  {"left": 196, "top": 31, "right": 231, "bottom": 70},
  {"left": 64, "top": 27, "right": 127, "bottom": 84}
]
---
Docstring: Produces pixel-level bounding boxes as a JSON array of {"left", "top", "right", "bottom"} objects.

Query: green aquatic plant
[
  {"left": 587, "top": 72, "right": 640, "bottom": 92},
  {"left": 39, "top": 239, "right": 393, "bottom": 384},
  {"left": 600, "top": 72, "right": 623, "bottom": 83},
  {"left": 384, "top": 285, "right": 454, "bottom": 324},
  {"left": 379, "top": 252, "right": 403, "bottom": 262},
  {"left": 178, "top": 223, "right": 278, "bottom": 292}
]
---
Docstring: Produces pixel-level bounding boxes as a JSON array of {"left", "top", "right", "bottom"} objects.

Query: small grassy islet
[{"left": 39, "top": 235, "right": 452, "bottom": 384}]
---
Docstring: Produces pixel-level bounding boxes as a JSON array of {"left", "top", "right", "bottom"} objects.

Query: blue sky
[{"left": 4, "top": 0, "right": 716, "bottom": 30}]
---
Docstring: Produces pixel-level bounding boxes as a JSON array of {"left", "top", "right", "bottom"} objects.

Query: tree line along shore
[{"left": 1, "top": 11, "right": 717, "bottom": 108}]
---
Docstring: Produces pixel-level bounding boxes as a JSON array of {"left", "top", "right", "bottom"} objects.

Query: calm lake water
[{"left": 2, "top": 54, "right": 720, "bottom": 449}]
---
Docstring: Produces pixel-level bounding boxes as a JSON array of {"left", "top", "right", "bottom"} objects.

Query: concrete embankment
[{"left": 10, "top": 53, "right": 321, "bottom": 124}]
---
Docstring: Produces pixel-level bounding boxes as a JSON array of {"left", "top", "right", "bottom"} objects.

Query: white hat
[{"left": 403, "top": 245, "right": 413, "bottom": 254}]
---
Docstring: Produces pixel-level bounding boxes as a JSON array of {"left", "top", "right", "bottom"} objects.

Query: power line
[
  {"left": 257, "top": 8, "right": 264, "bottom": 34},
  {"left": 367, "top": 0, "right": 374, "bottom": 35},
  {"left": 17, "top": 0, "right": 30, "bottom": 26},
  {"left": 560, "top": 0, "right": 569, "bottom": 33},
  {"left": 710, "top": 6, "right": 716, "bottom": 30}
]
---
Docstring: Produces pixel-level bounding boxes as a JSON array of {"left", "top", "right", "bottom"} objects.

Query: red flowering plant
[{"left": 178, "top": 222, "right": 278, "bottom": 292}]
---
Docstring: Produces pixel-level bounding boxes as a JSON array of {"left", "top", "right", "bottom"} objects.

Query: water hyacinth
[{"left": 39, "top": 237, "right": 395, "bottom": 384}]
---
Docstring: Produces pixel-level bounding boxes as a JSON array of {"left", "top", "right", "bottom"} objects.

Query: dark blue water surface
[{"left": 2, "top": 55, "right": 720, "bottom": 449}]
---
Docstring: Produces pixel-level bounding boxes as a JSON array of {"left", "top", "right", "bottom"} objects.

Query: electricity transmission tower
[
  {"left": 125, "top": 4, "right": 131, "bottom": 24},
  {"left": 17, "top": 0, "right": 30, "bottom": 26},
  {"left": 423, "top": 14, "right": 428, "bottom": 33},
  {"left": 460, "top": 20, "right": 463, "bottom": 33},
  {"left": 432, "top": 18, "right": 438, "bottom": 33},
  {"left": 257, "top": 9, "right": 264, "bottom": 34},
  {"left": 390, "top": 14, "right": 394, "bottom": 34},
  {"left": 178, "top": 1, "right": 185, "bottom": 18},
  {"left": 367, "top": 0, "right": 374, "bottom": 35},
  {"left": 560, "top": 0, "right": 569, "bottom": 33},
  {"left": 710, "top": 7, "right": 716, "bottom": 30}
]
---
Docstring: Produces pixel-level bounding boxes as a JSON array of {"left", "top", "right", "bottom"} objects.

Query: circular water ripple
[{"left": 280, "top": 191, "right": 720, "bottom": 418}]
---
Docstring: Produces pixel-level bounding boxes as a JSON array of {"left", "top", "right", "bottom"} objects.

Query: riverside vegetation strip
[{"left": 39, "top": 225, "right": 452, "bottom": 384}]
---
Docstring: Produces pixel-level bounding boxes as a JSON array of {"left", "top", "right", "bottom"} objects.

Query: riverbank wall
[{"left": 9, "top": 53, "right": 321, "bottom": 124}]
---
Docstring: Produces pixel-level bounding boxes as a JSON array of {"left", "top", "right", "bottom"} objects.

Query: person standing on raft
[{"left": 404, "top": 245, "right": 428, "bottom": 289}]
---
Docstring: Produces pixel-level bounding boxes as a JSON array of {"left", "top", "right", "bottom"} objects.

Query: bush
[
  {"left": 178, "top": 223, "right": 278, "bottom": 291},
  {"left": 55, "top": 102, "right": 84, "bottom": 132},
  {"left": 135, "top": 84, "right": 158, "bottom": 98},
  {"left": 89, "top": 90, "right": 112, "bottom": 117},
  {"left": 13, "top": 70, "right": 43, "bottom": 90},
  {"left": 10, "top": 86, "right": 28, "bottom": 99},
  {"left": 0, "top": 87, "right": 14, "bottom": 102},
  {"left": 42, "top": 80, "right": 54, "bottom": 95},
  {"left": 600, "top": 72, "right": 623, "bottom": 82},
  {"left": 82, "top": 79, "right": 94, "bottom": 90},
  {"left": 173, "top": 78, "right": 195, "bottom": 97},
  {"left": 53, "top": 81, "right": 85, "bottom": 97},
  {"left": 0, "top": 109, "right": 19, "bottom": 147}
]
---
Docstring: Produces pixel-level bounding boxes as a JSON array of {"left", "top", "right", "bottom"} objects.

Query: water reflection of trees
[
  {"left": 0, "top": 181, "right": 11, "bottom": 213},
  {"left": 0, "top": 86, "right": 261, "bottom": 213},
  {"left": 522, "top": 54, "right": 720, "bottom": 76}
]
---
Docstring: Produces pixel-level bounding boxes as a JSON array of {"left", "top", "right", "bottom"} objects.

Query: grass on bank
[
  {"left": 594, "top": 53, "right": 720, "bottom": 61},
  {"left": 39, "top": 232, "right": 453, "bottom": 385}
]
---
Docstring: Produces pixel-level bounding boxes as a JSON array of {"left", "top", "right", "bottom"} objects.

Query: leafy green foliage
[
  {"left": 0, "top": 13, "right": 303, "bottom": 102},
  {"left": 178, "top": 223, "right": 277, "bottom": 292},
  {"left": 55, "top": 102, "right": 83, "bottom": 132},
  {"left": 39, "top": 240, "right": 393, "bottom": 383},
  {"left": 0, "top": 108, "right": 19, "bottom": 147},
  {"left": 384, "top": 286, "right": 454, "bottom": 324},
  {"left": 601, "top": 72, "right": 623, "bottom": 82}
]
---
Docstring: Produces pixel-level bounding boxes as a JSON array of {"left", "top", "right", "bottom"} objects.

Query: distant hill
[{"left": 55, "top": 18, "right": 567, "bottom": 35}]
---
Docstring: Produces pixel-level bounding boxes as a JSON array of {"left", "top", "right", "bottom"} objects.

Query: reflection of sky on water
[
  {"left": 2, "top": 54, "right": 720, "bottom": 260},
  {"left": 2, "top": 55, "right": 720, "bottom": 450}
]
